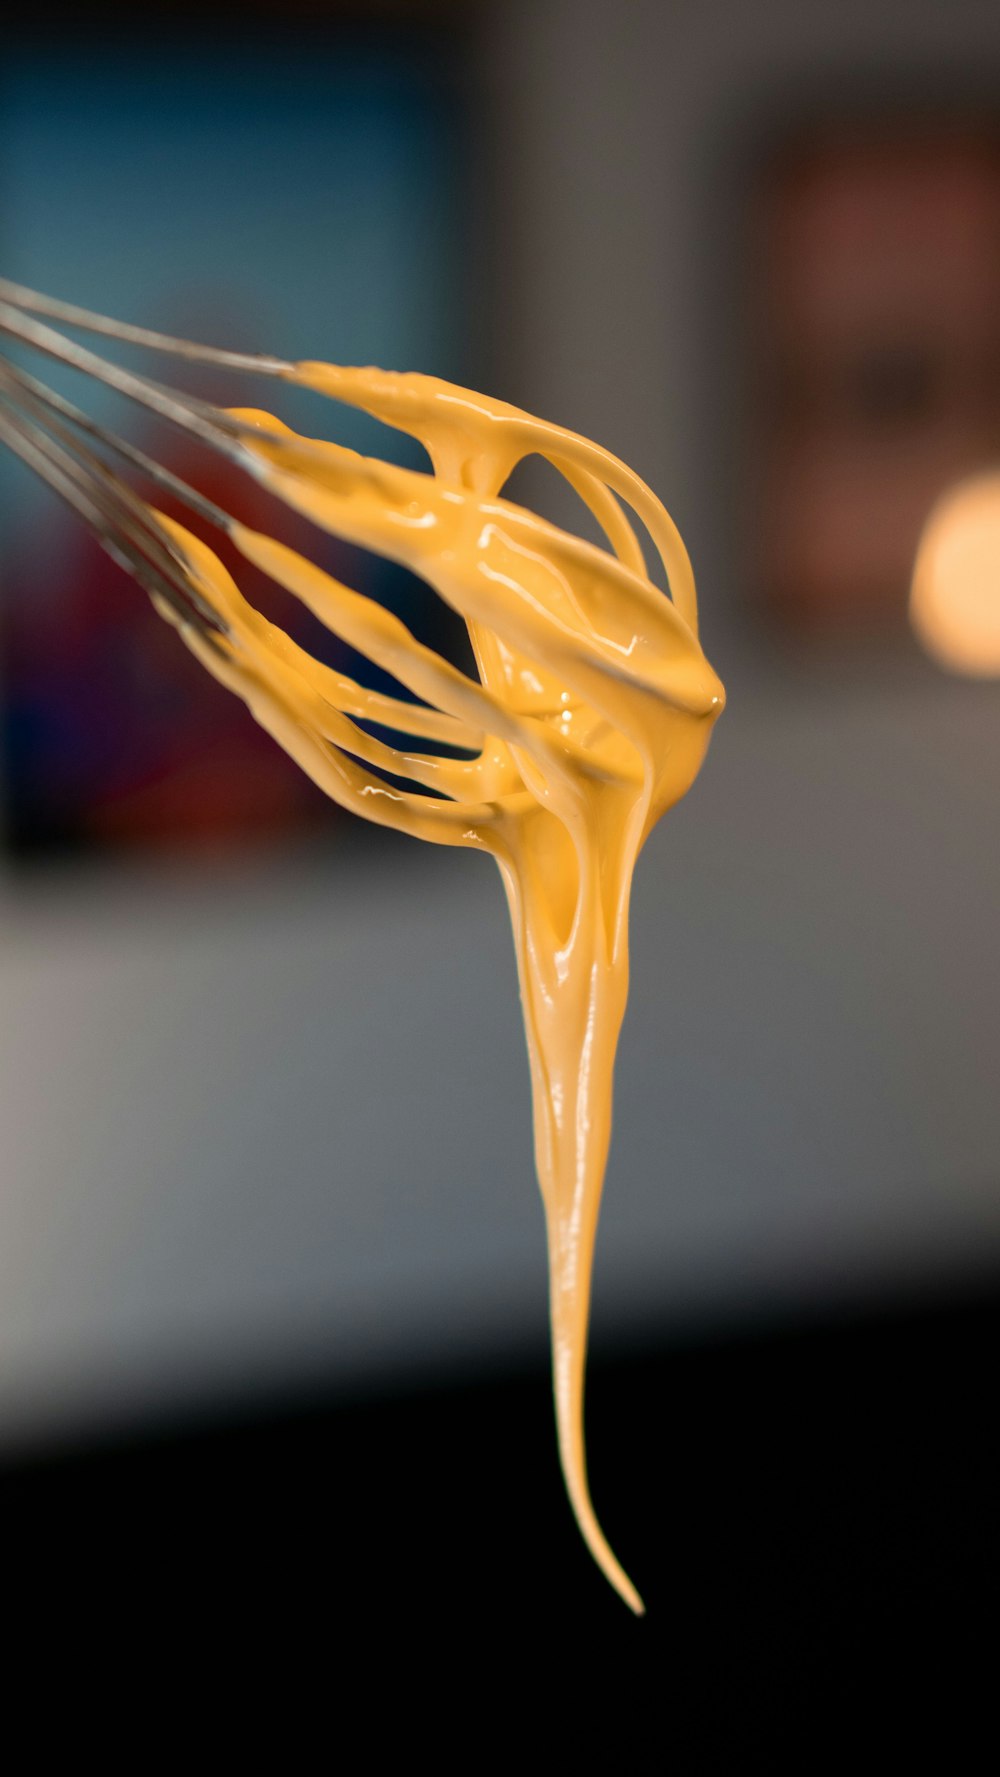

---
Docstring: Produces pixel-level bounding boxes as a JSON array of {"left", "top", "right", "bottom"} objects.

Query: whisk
[{"left": 0, "top": 276, "right": 724, "bottom": 1612}]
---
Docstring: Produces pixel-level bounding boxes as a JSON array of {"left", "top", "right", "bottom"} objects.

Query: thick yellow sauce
[{"left": 153, "top": 367, "right": 724, "bottom": 1612}]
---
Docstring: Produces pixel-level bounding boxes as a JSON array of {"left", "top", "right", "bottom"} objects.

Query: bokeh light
[{"left": 911, "top": 470, "right": 1000, "bottom": 675}]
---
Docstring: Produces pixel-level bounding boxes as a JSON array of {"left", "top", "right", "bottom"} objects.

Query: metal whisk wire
[
  {"left": 0, "top": 283, "right": 408, "bottom": 658},
  {"left": 0, "top": 284, "right": 271, "bottom": 640},
  {"left": 0, "top": 282, "right": 524, "bottom": 831},
  {"left": 0, "top": 278, "right": 717, "bottom": 848}
]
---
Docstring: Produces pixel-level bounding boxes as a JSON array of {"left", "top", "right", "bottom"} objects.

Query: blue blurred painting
[{"left": 0, "top": 37, "right": 467, "bottom": 860}]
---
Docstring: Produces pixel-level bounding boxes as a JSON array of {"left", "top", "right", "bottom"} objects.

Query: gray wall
[{"left": 2, "top": 0, "right": 1000, "bottom": 1451}]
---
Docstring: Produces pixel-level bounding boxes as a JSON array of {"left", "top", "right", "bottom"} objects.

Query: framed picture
[
  {"left": 748, "top": 116, "right": 1000, "bottom": 636},
  {"left": 0, "top": 18, "right": 469, "bottom": 860}
]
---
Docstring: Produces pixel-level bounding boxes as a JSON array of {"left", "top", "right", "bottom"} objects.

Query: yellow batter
[
  {"left": 0, "top": 276, "right": 724, "bottom": 1608},
  {"left": 146, "top": 365, "right": 725, "bottom": 1613}
]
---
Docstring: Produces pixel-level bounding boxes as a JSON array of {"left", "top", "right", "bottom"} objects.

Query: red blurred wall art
[{"left": 750, "top": 119, "right": 1000, "bottom": 635}]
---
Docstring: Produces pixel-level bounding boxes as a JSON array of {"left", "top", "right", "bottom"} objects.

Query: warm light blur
[{"left": 910, "top": 471, "right": 1000, "bottom": 676}]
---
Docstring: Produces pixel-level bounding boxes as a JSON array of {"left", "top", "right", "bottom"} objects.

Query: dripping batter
[{"left": 0, "top": 285, "right": 725, "bottom": 1612}]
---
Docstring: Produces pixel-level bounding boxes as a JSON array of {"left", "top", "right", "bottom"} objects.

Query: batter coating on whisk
[{"left": 0, "top": 280, "right": 724, "bottom": 1612}]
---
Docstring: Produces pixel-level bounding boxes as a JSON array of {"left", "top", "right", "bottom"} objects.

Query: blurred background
[{"left": 0, "top": 0, "right": 997, "bottom": 1721}]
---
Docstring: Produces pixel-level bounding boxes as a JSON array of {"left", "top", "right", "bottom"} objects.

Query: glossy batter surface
[{"left": 155, "top": 366, "right": 725, "bottom": 1612}]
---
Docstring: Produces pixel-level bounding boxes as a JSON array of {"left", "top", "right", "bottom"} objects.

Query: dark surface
[{"left": 2, "top": 1280, "right": 995, "bottom": 1744}]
